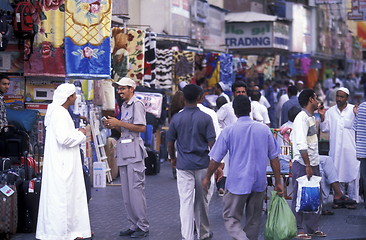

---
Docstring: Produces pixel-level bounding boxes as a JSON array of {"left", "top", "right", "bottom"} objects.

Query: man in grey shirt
[
  {"left": 167, "top": 84, "right": 216, "bottom": 240},
  {"left": 105, "top": 77, "right": 149, "bottom": 238}
]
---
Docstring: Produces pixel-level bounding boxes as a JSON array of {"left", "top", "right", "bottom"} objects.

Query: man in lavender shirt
[{"left": 202, "top": 95, "right": 283, "bottom": 240}]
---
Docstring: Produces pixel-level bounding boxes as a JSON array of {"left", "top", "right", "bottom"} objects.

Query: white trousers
[{"left": 177, "top": 168, "right": 210, "bottom": 240}]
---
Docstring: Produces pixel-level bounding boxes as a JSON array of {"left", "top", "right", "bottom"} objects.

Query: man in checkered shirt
[{"left": 0, "top": 74, "right": 10, "bottom": 130}]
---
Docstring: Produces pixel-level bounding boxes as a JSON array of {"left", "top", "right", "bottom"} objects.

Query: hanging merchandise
[
  {"left": 24, "top": 0, "right": 66, "bottom": 77},
  {"left": 111, "top": 28, "right": 145, "bottom": 84},
  {"left": 257, "top": 57, "right": 275, "bottom": 81},
  {"left": 126, "top": 28, "right": 145, "bottom": 83},
  {"left": 143, "top": 32, "right": 157, "bottom": 86},
  {"left": 65, "top": 0, "right": 112, "bottom": 79},
  {"left": 155, "top": 48, "right": 173, "bottom": 91},
  {"left": 300, "top": 56, "right": 311, "bottom": 75},
  {"left": 173, "top": 50, "right": 195, "bottom": 90},
  {"left": 206, "top": 52, "right": 220, "bottom": 87},
  {"left": 0, "top": 13, "right": 10, "bottom": 51},
  {"left": 93, "top": 79, "right": 114, "bottom": 110},
  {"left": 111, "top": 28, "right": 129, "bottom": 81},
  {"left": 192, "top": 53, "right": 206, "bottom": 86},
  {"left": 307, "top": 68, "right": 318, "bottom": 89},
  {"left": 219, "top": 54, "right": 233, "bottom": 88}
]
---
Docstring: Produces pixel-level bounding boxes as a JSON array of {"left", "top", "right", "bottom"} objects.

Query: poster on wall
[{"left": 4, "top": 76, "right": 25, "bottom": 109}]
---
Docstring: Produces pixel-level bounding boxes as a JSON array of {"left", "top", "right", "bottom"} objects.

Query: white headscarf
[{"left": 45, "top": 83, "right": 76, "bottom": 127}]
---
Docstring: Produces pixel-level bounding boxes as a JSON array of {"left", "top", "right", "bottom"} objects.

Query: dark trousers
[{"left": 291, "top": 161, "right": 322, "bottom": 234}]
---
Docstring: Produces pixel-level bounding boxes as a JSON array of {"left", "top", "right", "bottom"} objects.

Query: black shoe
[
  {"left": 130, "top": 228, "right": 149, "bottom": 238},
  {"left": 119, "top": 229, "right": 135, "bottom": 236}
]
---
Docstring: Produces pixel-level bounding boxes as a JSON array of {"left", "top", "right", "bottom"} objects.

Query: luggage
[
  {"left": 0, "top": 173, "right": 18, "bottom": 239},
  {"left": 0, "top": 126, "right": 30, "bottom": 164},
  {"left": 144, "top": 147, "right": 160, "bottom": 175},
  {"left": 17, "top": 177, "right": 41, "bottom": 233},
  {"left": 16, "top": 151, "right": 41, "bottom": 233},
  {"left": 0, "top": 158, "right": 11, "bottom": 171}
]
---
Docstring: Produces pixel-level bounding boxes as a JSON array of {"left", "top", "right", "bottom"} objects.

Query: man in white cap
[
  {"left": 319, "top": 87, "right": 360, "bottom": 203},
  {"left": 104, "top": 77, "right": 149, "bottom": 238},
  {"left": 36, "top": 83, "right": 92, "bottom": 240},
  {"left": 214, "top": 82, "right": 231, "bottom": 103}
]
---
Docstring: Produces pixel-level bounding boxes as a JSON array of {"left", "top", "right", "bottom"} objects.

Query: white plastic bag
[{"left": 296, "top": 175, "right": 322, "bottom": 213}]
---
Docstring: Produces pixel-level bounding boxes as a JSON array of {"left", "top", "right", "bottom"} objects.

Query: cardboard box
[{"left": 93, "top": 162, "right": 106, "bottom": 188}]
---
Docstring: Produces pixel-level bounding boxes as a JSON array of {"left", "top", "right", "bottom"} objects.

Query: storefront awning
[{"left": 225, "top": 12, "right": 277, "bottom": 23}]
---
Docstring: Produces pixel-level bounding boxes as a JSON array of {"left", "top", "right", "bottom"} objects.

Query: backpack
[
  {"left": 0, "top": 15, "right": 10, "bottom": 51},
  {"left": 13, "top": 1, "right": 36, "bottom": 57},
  {"left": 13, "top": 1, "right": 35, "bottom": 39}
]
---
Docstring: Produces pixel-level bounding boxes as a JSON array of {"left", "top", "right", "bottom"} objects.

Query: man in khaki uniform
[{"left": 105, "top": 77, "right": 149, "bottom": 238}]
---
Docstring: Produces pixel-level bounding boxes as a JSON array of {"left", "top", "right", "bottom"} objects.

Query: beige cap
[{"left": 112, "top": 77, "right": 136, "bottom": 88}]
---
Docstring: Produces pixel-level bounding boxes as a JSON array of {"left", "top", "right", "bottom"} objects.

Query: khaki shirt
[{"left": 116, "top": 94, "right": 148, "bottom": 166}]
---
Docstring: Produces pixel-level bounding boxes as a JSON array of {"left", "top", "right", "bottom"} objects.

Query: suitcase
[
  {"left": 0, "top": 173, "right": 18, "bottom": 239},
  {"left": 0, "top": 125, "right": 30, "bottom": 165},
  {"left": 144, "top": 147, "right": 160, "bottom": 175},
  {"left": 17, "top": 177, "right": 41, "bottom": 233},
  {"left": 16, "top": 151, "right": 41, "bottom": 233},
  {"left": 0, "top": 158, "right": 11, "bottom": 171}
]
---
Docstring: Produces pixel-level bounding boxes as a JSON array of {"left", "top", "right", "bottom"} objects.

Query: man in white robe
[
  {"left": 36, "top": 83, "right": 91, "bottom": 240},
  {"left": 319, "top": 87, "right": 360, "bottom": 202}
]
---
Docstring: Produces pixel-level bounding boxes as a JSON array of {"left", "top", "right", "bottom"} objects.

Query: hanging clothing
[
  {"left": 320, "top": 104, "right": 359, "bottom": 183},
  {"left": 155, "top": 49, "right": 173, "bottom": 91},
  {"left": 36, "top": 105, "right": 91, "bottom": 240},
  {"left": 64, "top": 0, "right": 112, "bottom": 78}
]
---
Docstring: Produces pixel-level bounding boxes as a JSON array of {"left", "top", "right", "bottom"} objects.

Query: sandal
[
  {"left": 296, "top": 233, "right": 312, "bottom": 239},
  {"left": 333, "top": 195, "right": 357, "bottom": 205},
  {"left": 332, "top": 203, "right": 343, "bottom": 209},
  {"left": 321, "top": 209, "right": 334, "bottom": 215},
  {"left": 310, "top": 231, "right": 327, "bottom": 237},
  {"left": 345, "top": 204, "right": 357, "bottom": 209}
]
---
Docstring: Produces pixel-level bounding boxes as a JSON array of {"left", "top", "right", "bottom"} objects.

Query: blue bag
[{"left": 296, "top": 175, "right": 322, "bottom": 213}]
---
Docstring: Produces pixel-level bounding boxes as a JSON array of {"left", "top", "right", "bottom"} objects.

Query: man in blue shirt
[
  {"left": 167, "top": 84, "right": 216, "bottom": 240},
  {"left": 281, "top": 85, "right": 300, "bottom": 125},
  {"left": 202, "top": 95, "right": 283, "bottom": 240}
]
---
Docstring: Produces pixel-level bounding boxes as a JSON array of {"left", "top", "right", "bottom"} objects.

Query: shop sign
[
  {"left": 225, "top": 22, "right": 273, "bottom": 49},
  {"left": 172, "top": 0, "right": 190, "bottom": 18},
  {"left": 191, "top": 0, "right": 209, "bottom": 24},
  {"left": 348, "top": 0, "right": 366, "bottom": 21},
  {"left": 315, "top": 0, "right": 341, "bottom": 4},
  {"left": 273, "top": 22, "right": 289, "bottom": 50}
]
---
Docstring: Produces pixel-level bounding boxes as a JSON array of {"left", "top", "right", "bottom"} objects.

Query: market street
[{"left": 12, "top": 161, "right": 366, "bottom": 240}]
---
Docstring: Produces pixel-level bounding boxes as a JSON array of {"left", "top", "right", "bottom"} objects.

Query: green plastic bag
[{"left": 264, "top": 191, "right": 297, "bottom": 240}]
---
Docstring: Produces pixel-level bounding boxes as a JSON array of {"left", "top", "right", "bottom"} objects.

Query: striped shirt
[
  {"left": 291, "top": 109, "right": 319, "bottom": 166},
  {"left": 353, "top": 102, "right": 366, "bottom": 158},
  {"left": 0, "top": 93, "right": 7, "bottom": 129}
]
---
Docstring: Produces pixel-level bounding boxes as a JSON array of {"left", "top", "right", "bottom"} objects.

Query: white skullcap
[
  {"left": 112, "top": 77, "right": 136, "bottom": 89},
  {"left": 337, "top": 87, "right": 349, "bottom": 95},
  {"left": 297, "top": 80, "right": 304, "bottom": 85},
  {"left": 218, "top": 82, "right": 227, "bottom": 91},
  {"left": 45, "top": 83, "right": 76, "bottom": 127},
  {"left": 179, "top": 81, "right": 188, "bottom": 90}
]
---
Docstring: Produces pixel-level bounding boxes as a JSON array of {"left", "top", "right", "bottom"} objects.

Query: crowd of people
[
  {"left": 165, "top": 75, "right": 366, "bottom": 240},
  {"left": 1, "top": 72, "right": 366, "bottom": 240}
]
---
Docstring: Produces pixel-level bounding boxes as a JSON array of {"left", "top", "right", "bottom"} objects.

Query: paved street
[{"left": 12, "top": 161, "right": 366, "bottom": 240}]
